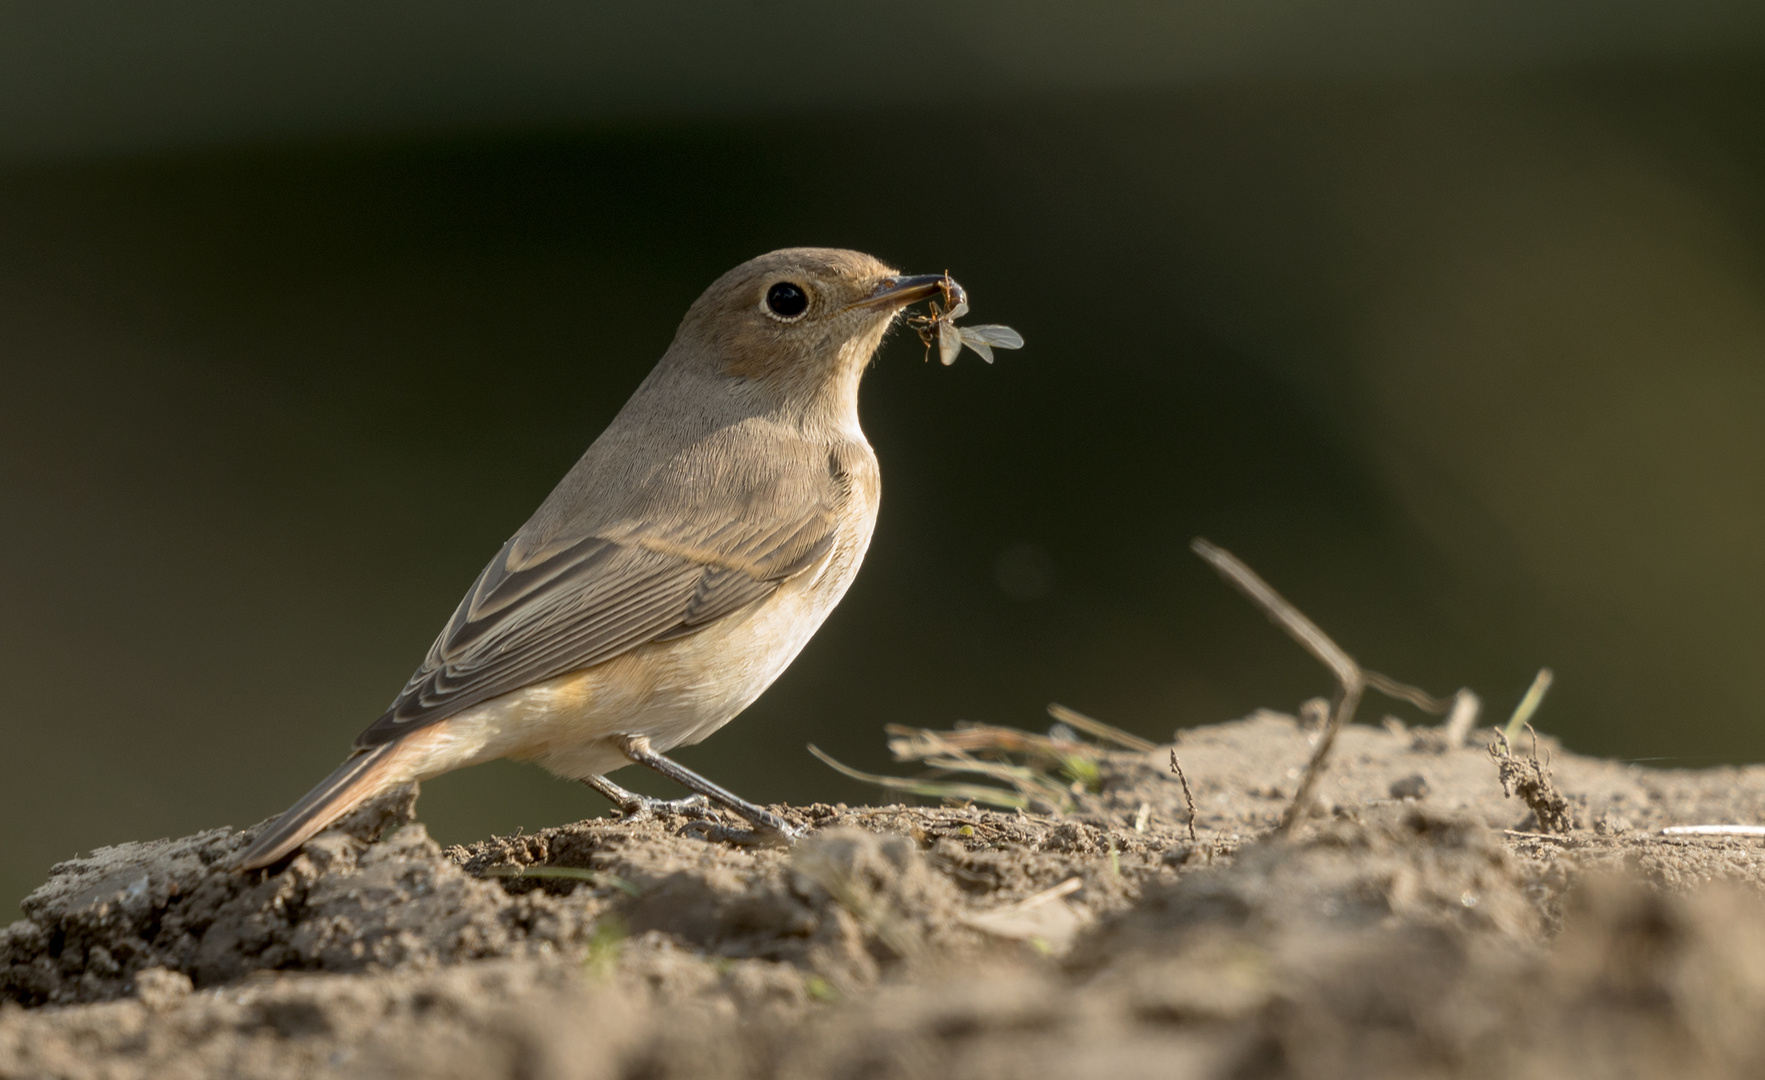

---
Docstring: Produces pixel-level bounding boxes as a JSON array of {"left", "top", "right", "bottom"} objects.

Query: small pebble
[
  {"left": 1389, "top": 774, "right": 1431, "bottom": 801},
  {"left": 133, "top": 967, "right": 194, "bottom": 1010}
]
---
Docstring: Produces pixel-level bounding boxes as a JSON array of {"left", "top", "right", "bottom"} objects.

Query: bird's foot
[
  {"left": 607, "top": 736, "right": 806, "bottom": 846},
  {"left": 618, "top": 793, "right": 712, "bottom": 824},
  {"left": 680, "top": 818, "right": 804, "bottom": 847},
  {"left": 581, "top": 775, "right": 710, "bottom": 824}
]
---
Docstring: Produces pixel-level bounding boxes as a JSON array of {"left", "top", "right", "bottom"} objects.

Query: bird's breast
[{"left": 413, "top": 450, "right": 880, "bottom": 782}]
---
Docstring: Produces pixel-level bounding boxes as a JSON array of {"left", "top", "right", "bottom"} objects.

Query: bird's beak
[{"left": 847, "top": 273, "right": 966, "bottom": 312}]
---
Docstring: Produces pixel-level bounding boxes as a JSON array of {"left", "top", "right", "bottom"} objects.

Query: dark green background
[{"left": 4, "top": 3, "right": 1765, "bottom": 914}]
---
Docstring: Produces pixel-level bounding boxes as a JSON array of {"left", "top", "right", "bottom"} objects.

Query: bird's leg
[
  {"left": 580, "top": 773, "right": 708, "bottom": 823},
  {"left": 615, "top": 735, "right": 803, "bottom": 845}
]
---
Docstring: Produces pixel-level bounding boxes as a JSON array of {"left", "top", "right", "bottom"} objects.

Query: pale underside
[
  {"left": 380, "top": 552, "right": 861, "bottom": 783},
  {"left": 359, "top": 416, "right": 882, "bottom": 784}
]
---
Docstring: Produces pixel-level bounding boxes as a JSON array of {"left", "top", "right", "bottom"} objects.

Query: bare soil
[{"left": 7, "top": 713, "right": 1765, "bottom": 1079}]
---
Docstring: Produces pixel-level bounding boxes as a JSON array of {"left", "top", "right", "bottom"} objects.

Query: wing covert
[{"left": 354, "top": 507, "right": 838, "bottom": 747}]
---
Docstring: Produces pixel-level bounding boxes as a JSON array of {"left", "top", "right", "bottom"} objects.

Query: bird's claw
[
  {"left": 611, "top": 793, "right": 711, "bottom": 824},
  {"left": 679, "top": 818, "right": 803, "bottom": 847}
]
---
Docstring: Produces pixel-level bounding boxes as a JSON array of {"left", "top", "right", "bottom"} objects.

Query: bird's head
[{"left": 666, "top": 247, "right": 958, "bottom": 423}]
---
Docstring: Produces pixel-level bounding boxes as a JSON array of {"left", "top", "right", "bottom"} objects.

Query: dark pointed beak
[{"left": 847, "top": 273, "right": 966, "bottom": 312}]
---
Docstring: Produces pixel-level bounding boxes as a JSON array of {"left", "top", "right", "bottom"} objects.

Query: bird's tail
[{"left": 235, "top": 741, "right": 406, "bottom": 870}]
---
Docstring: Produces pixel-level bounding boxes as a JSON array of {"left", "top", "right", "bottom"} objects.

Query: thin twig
[
  {"left": 1662, "top": 825, "right": 1765, "bottom": 836},
  {"left": 1364, "top": 671, "right": 1453, "bottom": 715},
  {"left": 1501, "top": 829, "right": 1576, "bottom": 843},
  {"left": 1284, "top": 684, "right": 1362, "bottom": 834},
  {"left": 1169, "top": 750, "right": 1199, "bottom": 844},
  {"left": 1046, "top": 703, "right": 1158, "bottom": 753},
  {"left": 1191, "top": 539, "right": 1357, "bottom": 687},
  {"left": 1191, "top": 538, "right": 1363, "bottom": 835}
]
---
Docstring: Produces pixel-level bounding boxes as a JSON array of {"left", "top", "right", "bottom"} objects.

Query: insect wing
[
  {"left": 937, "top": 317, "right": 964, "bottom": 365},
  {"left": 957, "top": 327, "right": 995, "bottom": 363},
  {"left": 959, "top": 323, "right": 1024, "bottom": 362},
  {"left": 961, "top": 324, "right": 1024, "bottom": 350}
]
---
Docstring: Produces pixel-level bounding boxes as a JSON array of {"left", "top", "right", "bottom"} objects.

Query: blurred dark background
[{"left": 5, "top": 1, "right": 1765, "bottom": 913}]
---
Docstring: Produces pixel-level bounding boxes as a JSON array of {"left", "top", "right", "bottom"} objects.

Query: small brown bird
[{"left": 238, "top": 248, "right": 972, "bottom": 869}]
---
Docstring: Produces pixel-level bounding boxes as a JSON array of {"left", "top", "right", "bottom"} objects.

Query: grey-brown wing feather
[{"left": 353, "top": 508, "right": 836, "bottom": 748}]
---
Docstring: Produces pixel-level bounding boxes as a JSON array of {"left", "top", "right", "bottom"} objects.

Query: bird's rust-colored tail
[{"left": 235, "top": 742, "right": 405, "bottom": 870}]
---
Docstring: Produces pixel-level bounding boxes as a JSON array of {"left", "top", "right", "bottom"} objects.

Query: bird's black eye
[{"left": 765, "top": 281, "right": 809, "bottom": 320}]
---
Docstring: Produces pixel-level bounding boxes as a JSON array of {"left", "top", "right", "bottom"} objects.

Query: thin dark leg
[
  {"left": 616, "top": 735, "right": 802, "bottom": 843},
  {"left": 580, "top": 773, "right": 708, "bottom": 822}
]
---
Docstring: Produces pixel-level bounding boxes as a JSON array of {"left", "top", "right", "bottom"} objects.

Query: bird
[{"left": 236, "top": 247, "right": 969, "bottom": 870}]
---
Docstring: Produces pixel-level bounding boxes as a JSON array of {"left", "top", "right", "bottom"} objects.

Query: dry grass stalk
[
  {"left": 1500, "top": 668, "right": 1555, "bottom": 744},
  {"left": 1168, "top": 751, "right": 1200, "bottom": 844},
  {"left": 1045, "top": 703, "right": 1158, "bottom": 752},
  {"left": 807, "top": 745, "right": 1036, "bottom": 810},
  {"left": 811, "top": 707, "right": 1155, "bottom": 814}
]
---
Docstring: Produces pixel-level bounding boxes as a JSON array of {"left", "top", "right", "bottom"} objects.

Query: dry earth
[{"left": 7, "top": 712, "right": 1765, "bottom": 1079}]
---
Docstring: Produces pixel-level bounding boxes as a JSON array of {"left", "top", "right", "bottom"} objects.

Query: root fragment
[{"left": 1488, "top": 724, "right": 1576, "bottom": 834}]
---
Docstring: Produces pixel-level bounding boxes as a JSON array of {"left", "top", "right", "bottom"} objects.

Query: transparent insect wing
[
  {"left": 957, "top": 327, "right": 995, "bottom": 363},
  {"left": 960, "top": 324, "right": 1025, "bottom": 351},
  {"left": 937, "top": 317, "right": 964, "bottom": 365},
  {"left": 947, "top": 300, "right": 970, "bottom": 321}
]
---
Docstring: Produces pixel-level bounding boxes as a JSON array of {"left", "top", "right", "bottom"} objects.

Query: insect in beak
[
  {"left": 848, "top": 273, "right": 959, "bottom": 311},
  {"left": 900, "top": 276, "right": 1024, "bottom": 366}
]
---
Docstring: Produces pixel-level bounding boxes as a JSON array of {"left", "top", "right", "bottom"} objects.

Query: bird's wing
[{"left": 353, "top": 505, "right": 838, "bottom": 747}]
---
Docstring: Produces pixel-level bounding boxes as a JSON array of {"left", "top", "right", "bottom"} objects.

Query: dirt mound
[
  {"left": 0, "top": 785, "right": 597, "bottom": 1004},
  {"left": 6, "top": 714, "right": 1765, "bottom": 1079}
]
